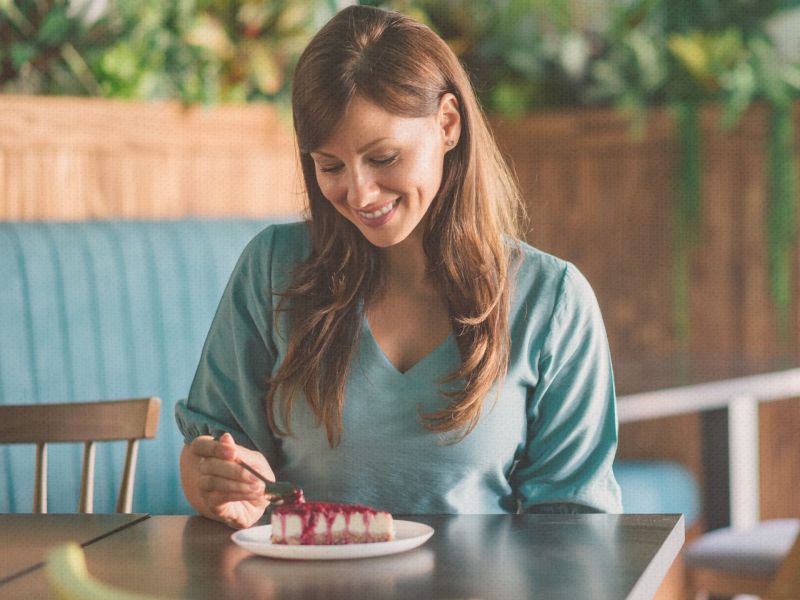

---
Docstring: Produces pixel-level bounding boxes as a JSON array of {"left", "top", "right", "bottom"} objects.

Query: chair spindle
[
  {"left": 34, "top": 442, "right": 47, "bottom": 513},
  {"left": 116, "top": 439, "right": 139, "bottom": 513},
  {"left": 79, "top": 440, "right": 96, "bottom": 513}
]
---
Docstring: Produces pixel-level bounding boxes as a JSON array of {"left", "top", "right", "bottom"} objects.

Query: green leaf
[
  {"left": 719, "top": 61, "right": 756, "bottom": 129},
  {"left": 248, "top": 41, "right": 282, "bottom": 95},
  {"left": 38, "top": 6, "right": 72, "bottom": 46},
  {"left": 491, "top": 81, "right": 536, "bottom": 118},
  {"left": 10, "top": 42, "right": 38, "bottom": 69}
]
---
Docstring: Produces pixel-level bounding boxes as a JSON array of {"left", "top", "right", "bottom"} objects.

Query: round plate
[{"left": 231, "top": 519, "right": 434, "bottom": 560}]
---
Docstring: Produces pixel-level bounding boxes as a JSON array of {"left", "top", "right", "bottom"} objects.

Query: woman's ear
[{"left": 438, "top": 93, "right": 461, "bottom": 150}]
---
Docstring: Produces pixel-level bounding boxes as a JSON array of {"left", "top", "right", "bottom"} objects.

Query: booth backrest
[
  {"left": 0, "top": 219, "right": 279, "bottom": 513},
  {"left": 0, "top": 218, "right": 699, "bottom": 521}
]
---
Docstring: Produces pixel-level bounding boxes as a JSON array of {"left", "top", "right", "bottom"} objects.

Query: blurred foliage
[
  {"left": 187, "top": 0, "right": 337, "bottom": 103},
  {"left": 0, "top": 0, "right": 337, "bottom": 103},
  {"left": 2, "top": 0, "right": 798, "bottom": 111},
  {"left": 361, "top": 0, "right": 800, "bottom": 117}
]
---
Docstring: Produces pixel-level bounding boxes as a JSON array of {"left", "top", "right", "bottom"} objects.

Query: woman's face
[{"left": 310, "top": 94, "right": 460, "bottom": 248}]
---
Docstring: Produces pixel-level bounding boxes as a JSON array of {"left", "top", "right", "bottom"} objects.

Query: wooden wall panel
[
  {"left": 0, "top": 95, "right": 304, "bottom": 220},
  {"left": 492, "top": 109, "right": 678, "bottom": 360}
]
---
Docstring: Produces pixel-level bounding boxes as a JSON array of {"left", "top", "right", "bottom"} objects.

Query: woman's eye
[
  {"left": 371, "top": 154, "right": 398, "bottom": 167},
  {"left": 319, "top": 164, "right": 343, "bottom": 174}
]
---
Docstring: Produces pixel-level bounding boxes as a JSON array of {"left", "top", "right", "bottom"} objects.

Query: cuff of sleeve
[
  {"left": 526, "top": 502, "right": 603, "bottom": 514},
  {"left": 174, "top": 398, "right": 254, "bottom": 450},
  {"left": 519, "top": 478, "right": 623, "bottom": 514}
]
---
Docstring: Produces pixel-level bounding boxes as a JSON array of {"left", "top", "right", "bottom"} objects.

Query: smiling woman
[
  {"left": 309, "top": 94, "right": 458, "bottom": 249},
  {"left": 175, "top": 5, "right": 623, "bottom": 530}
]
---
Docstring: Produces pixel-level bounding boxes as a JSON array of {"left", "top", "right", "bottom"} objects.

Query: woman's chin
[
  {"left": 361, "top": 231, "right": 406, "bottom": 248},
  {"left": 357, "top": 225, "right": 415, "bottom": 249}
]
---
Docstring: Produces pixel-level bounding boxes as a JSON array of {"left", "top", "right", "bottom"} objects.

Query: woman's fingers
[
  {"left": 190, "top": 434, "right": 236, "bottom": 461},
  {"left": 188, "top": 433, "right": 275, "bottom": 516},
  {"left": 207, "top": 490, "right": 267, "bottom": 506},
  {"left": 198, "top": 471, "right": 261, "bottom": 494},
  {"left": 198, "top": 456, "right": 259, "bottom": 484}
]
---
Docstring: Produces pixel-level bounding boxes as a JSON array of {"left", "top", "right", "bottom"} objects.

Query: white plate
[{"left": 231, "top": 519, "right": 434, "bottom": 560}]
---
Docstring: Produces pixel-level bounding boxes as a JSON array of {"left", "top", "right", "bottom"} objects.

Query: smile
[{"left": 357, "top": 199, "right": 398, "bottom": 220}]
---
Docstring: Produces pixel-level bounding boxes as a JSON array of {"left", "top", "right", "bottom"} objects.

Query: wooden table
[{"left": 1, "top": 513, "right": 684, "bottom": 599}]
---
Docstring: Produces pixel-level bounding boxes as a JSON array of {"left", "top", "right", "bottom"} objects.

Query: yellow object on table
[{"left": 45, "top": 543, "right": 168, "bottom": 600}]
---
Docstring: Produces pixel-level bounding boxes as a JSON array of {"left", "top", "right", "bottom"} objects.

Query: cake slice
[{"left": 271, "top": 500, "right": 394, "bottom": 545}]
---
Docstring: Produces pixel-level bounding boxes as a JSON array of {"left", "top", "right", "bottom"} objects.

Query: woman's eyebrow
[{"left": 312, "top": 137, "right": 395, "bottom": 158}]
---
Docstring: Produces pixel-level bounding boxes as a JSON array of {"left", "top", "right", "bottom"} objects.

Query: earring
[{"left": 446, "top": 140, "right": 455, "bottom": 146}]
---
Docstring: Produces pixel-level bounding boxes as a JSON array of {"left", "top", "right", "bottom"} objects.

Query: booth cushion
[
  {"left": 0, "top": 219, "right": 701, "bottom": 520},
  {"left": 615, "top": 460, "right": 701, "bottom": 525},
  {"left": 0, "top": 219, "right": 277, "bottom": 513},
  {"left": 685, "top": 518, "right": 800, "bottom": 576}
]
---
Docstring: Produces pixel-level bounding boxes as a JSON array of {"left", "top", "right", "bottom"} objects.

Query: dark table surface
[
  {"left": 0, "top": 513, "right": 147, "bottom": 585},
  {"left": 1, "top": 513, "right": 684, "bottom": 600}
]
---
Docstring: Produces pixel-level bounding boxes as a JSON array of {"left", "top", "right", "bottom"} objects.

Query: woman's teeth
[{"left": 358, "top": 200, "right": 397, "bottom": 219}]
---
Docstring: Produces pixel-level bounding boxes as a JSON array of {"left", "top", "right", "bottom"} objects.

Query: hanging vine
[
  {"left": 767, "top": 104, "right": 798, "bottom": 347},
  {"left": 672, "top": 101, "right": 703, "bottom": 352}
]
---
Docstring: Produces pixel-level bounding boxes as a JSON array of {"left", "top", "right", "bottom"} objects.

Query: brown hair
[{"left": 266, "top": 5, "right": 525, "bottom": 446}]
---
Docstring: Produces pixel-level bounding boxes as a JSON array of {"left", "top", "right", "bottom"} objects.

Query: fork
[{"left": 238, "top": 459, "right": 301, "bottom": 503}]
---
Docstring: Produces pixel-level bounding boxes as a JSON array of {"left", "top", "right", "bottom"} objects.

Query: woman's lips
[{"left": 355, "top": 198, "right": 399, "bottom": 227}]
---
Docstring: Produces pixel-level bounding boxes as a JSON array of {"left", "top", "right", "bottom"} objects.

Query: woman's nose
[{"left": 346, "top": 169, "right": 379, "bottom": 208}]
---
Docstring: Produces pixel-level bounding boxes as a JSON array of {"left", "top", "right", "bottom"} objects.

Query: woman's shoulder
[
  {"left": 513, "top": 239, "right": 575, "bottom": 285},
  {"left": 248, "top": 219, "right": 310, "bottom": 257},
  {"left": 510, "top": 239, "right": 598, "bottom": 310}
]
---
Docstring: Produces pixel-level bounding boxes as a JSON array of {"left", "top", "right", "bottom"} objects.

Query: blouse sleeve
[
  {"left": 174, "top": 225, "right": 283, "bottom": 466},
  {"left": 511, "top": 263, "right": 623, "bottom": 513}
]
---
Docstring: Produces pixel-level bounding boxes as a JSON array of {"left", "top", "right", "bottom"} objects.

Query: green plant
[
  {"left": 0, "top": 0, "right": 338, "bottom": 104},
  {"left": 1, "top": 0, "right": 128, "bottom": 96},
  {"left": 186, "top": 0, "right": 338, "bottom": 104},
  {"left": 1, "top": 0, "right": 220, "bottom": 102}
]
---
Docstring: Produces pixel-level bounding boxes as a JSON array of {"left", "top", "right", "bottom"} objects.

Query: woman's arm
[
  {"left": 176, "top": 226, "right": 289, "bottom": 527},
  {"left": 512, "top": 264, "right": 623, "bottom": 513}
]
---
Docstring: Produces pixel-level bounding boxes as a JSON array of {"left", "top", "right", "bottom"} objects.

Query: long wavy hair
[{"left": 266, "top": 5, "right": 525, "bottom": 446}]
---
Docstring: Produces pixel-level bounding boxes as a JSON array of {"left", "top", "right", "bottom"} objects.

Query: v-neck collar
[{"left": 360, "top": 311, "right": 454, "bottom": 377}]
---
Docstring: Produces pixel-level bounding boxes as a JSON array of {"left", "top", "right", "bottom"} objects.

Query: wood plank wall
[
  {"left": 1, "top": 95, "right": 798, "bottom": 521},
  {"left": 0, "top": 95, "right": 303, "bottom": 219}
]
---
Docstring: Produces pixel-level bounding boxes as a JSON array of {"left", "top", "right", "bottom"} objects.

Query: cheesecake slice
[{"left": 270, "top": 500, "right": 394, "bottom": 545}]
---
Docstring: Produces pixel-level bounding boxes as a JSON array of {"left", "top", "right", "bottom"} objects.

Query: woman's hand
[{"left": 180, "top": 432, "right": 272, "bottom": 529}]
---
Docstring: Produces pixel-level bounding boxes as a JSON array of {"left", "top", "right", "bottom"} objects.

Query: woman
[{"left": 177, "top": 5, "right": 622, "bottom": 529}]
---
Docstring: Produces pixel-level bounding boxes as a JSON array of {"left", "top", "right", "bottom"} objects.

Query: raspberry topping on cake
[{"left": 270, "top": 496, "right": 394, "bottom": 545}]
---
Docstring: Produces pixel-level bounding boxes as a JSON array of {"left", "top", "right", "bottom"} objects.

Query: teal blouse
[{"left": 175, "top": 222, "right": 623, "bottom": 514}]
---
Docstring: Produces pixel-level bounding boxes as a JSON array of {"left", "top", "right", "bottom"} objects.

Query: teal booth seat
[{"left": 0, "top": 219, "right": 700, "bottom": 520}]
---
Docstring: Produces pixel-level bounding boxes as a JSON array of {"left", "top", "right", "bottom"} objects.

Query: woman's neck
[{"left": 379, "top": 232, "right": 432, "bottom": 292}]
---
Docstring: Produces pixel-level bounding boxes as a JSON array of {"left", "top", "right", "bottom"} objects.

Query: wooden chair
[
  {"left": 0, "top": 398, "right": 160, "bottom": 513},
  {"left": 685, "top": 519, "right": 800, "bottom": 599}
]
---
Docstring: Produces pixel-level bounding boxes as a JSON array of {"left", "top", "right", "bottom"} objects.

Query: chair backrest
[
  {"left": 0, "top": 398, "right": 160, "bottom": 513},
  {"left": 767, "top": 532, "right": 800, "bottom": 600}
]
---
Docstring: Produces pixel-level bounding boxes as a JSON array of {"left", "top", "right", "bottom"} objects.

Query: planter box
[{"left": 0, "top": 95, "right": 303, "bottom": 220}]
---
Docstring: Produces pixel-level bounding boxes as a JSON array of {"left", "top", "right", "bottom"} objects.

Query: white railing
[{"left": 617, "top": 367, "right": 800, "bottom": 529}]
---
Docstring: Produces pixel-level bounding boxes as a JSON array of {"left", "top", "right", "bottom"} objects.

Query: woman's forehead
[{"left": 313, "top": 96, "right": 436, "bottom": 155}]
